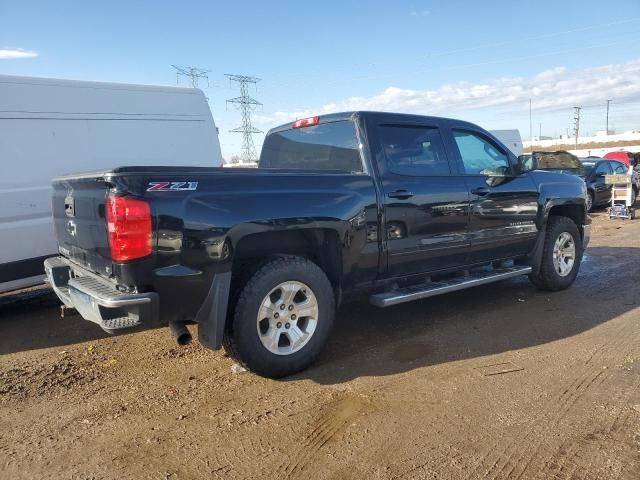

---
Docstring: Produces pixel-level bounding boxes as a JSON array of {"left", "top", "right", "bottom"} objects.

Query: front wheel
[
  {"left": 529, "top": 216, "right": 582, "bottom": 291},
  {"left": 586, "top": 191, "right": 594, "bottom": 211},
  {"left": 224, "top": 256, "right": 335, "bottom": 378}
]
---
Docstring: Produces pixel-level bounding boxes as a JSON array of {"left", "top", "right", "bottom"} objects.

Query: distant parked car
[
  {"left": 580, "top": 158, "right": 638, "bottom": 211},
  {"left": 603, "top": 151, "right": 633, "bottom": 166},
  {"left": 519, "top": 151, "right": 584, "bottom": 177}
]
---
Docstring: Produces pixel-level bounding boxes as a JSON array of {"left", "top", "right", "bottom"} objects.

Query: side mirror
[{"left": 517, "top": 155, "right": 535, "bottom": 174}]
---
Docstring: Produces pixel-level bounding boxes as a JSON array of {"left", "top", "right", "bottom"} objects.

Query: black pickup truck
[{"left": 45, "top": 111, "right": 590, "bottom": 378}]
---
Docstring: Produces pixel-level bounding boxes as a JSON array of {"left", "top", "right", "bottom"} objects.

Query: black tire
[
  {"left": 631, "top": 187, "right": 637, "bottom": 207},
  {"left": 529, "top": 216, "right": 582, "bottom": 291},
  {"left": 586, "top": 190, "right": 594, "bottom": 212},
  {"left": 223, "top": 255, "right": 335, "bottom": 378}
]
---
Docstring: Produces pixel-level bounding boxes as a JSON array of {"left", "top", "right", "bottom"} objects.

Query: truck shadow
[
  {"left": 1, "top": 245, "right": 637, "bottom": 379},
  {"left": 0, "top": 288, "right": 114, "bottom": 355},
  {"left": 292, "top": 245, "right": 640, "bottom": 385}
]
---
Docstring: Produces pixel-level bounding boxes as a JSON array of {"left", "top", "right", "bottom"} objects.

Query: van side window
[
  {"left": 379, "top": 125, "right": 450, "bottom": 176},
  {"left": 453, "top": 130, "right": 510, "bottom": 176}
]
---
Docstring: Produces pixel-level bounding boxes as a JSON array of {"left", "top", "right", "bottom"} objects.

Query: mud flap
[
  {"left": 527, "top": 224, "right": 546, "bottom": 276},
  {"left": 195, "top": 271, "right": 231, "bottom": 350}
]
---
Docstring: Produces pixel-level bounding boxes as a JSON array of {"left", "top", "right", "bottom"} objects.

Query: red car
[{"left": 603, "top": 151, "right": 633, "bottom": 166}]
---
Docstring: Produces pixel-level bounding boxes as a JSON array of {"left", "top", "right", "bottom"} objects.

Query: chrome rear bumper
[{"left": 44, "top": 256, "right": 158, "bottom": 333}]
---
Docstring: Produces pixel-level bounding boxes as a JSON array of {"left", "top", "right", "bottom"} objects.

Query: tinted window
[
  {"left": 259, "top": 120, "right": 362, "bottom": 171},
  {"left": 379, "top": 125, "right": 450, "bottom": 176},
  {"left": 581, "top": 161, "right": 595, "bottom": 176},
  {"left": 612, "top": 162, "right": 628, "bottom": 174},
  {"left": 595, "top": 162, "right": 612, "bottom": 175},
  {"left": 453, "top": 130, "right": 510, "bottom": 175}
]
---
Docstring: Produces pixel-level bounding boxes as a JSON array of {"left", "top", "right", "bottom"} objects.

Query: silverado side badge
[{"left": 147, "top": 181, "right": 199, "bottom": 192}]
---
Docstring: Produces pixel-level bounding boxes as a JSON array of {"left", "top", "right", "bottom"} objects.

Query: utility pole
[
  {"left": 226, "top": 74, "right": 262, "bottom": 163},
  {"left": 529, "top": 98, "right": 533, "bottom": 141},
  {"left": 606, "top": 99, "right": 611, "bottom": 134},
  {"left": 572, "top": 106, "right": 582, "bottom": 149},
  {"left": 172, "top": 65, "right": 210, "bottom": 88},
  {"left": 538, "top": 122, "right": 542, "bottom": 139}
]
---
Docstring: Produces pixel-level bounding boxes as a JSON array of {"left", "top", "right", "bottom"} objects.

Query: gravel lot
[{"left": 1, "top": 211, "right": 639, "bottom": 480}]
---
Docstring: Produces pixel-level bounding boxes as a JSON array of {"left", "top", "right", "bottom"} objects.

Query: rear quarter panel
[{"left": 112, "top": 171, "right": 379, "bottom": 323}]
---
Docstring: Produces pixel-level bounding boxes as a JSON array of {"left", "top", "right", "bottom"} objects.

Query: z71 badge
[{"left": 147, "top": 181, "right": 199, "bottom": 192}]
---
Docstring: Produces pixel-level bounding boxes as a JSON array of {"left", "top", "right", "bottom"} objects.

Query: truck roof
[{"left": 266, "top": 111, "right": 481, "bottom": 135}]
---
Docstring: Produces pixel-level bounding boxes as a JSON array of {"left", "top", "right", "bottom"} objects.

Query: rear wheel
[
  {"left": 529, "top": 216, "right": 582, "bottom": 291},
  {"left": 223, "top": 255, "right": 335, "bottom": 378}
]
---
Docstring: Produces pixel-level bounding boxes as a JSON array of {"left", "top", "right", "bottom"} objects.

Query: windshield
[{"left": 259, "top": 120, "right": 362, "bottom": 171}]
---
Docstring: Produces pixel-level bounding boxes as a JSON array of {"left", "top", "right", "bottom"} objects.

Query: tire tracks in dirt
[
  {"left": 271, "top": 391, "right": 377, "bottom": 479},
  {"left": 465, "top": 311, "right": 640, "bottom": 480}
]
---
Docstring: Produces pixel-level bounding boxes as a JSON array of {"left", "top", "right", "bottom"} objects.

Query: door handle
[
  {"left": 471, "top": 187, "right": 490, "bottom": 196},
  {"left": 387, "top": 190, "right": 414, "bottom": 200}
]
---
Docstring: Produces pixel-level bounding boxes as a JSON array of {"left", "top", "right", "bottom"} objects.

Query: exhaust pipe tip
[{"left": 169, "top": 321, "right": 192, "bottom": 346}]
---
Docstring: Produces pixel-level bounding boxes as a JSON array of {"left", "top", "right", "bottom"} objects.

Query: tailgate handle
[
  {"left": 387, "top": 190, "right": 414, "bottom": 200},
  {"left": 64, "top": 195, "right": 75, "bottom": 217}
]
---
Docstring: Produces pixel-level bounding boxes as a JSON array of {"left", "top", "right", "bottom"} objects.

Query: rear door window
[
  {"left": 378, "top": 125, "right": 451, "bottom": 176},
  {"left": 259, "top": 120, "right": 362, "bottom": 171}
]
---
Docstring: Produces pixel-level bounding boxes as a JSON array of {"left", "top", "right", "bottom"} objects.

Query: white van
[
  {"left": 490, "top": 129, "right": 523, "bottom": 156},
  {"left": 0, "top": 75, "right": 223, "bottom": 293}
]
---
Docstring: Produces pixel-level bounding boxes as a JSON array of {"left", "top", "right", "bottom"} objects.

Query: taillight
[
  {"left": 292, "top": 116, "right": 319, "bottom": 128},
  {"left": 105, "top": 195, "right": 152, "bottom": 261}
]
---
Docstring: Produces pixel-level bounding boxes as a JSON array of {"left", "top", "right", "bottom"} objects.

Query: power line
[
  {"left": 274, "top": 31, "right": 640, "bottom": 91},
  {"left": 226, "top": 74, "right": 263, "bottom": 163},
  {"left": 172, "top": 65, "right": 211, "bottom": 88},
  {"left": 271, "top": 17, "right": 640, "bottom": 82},
  {"left": 606, "top": 99, "right": 611, "bottom": 134}
]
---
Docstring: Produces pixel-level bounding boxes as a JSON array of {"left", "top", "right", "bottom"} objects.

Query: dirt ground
[{"left": 1, "top": 211, "right": 640, "bottom": 480}]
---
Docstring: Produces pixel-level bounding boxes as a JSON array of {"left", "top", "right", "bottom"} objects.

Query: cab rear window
[{"left": 259, "top": 120, "right": 362, "bottom": 172}]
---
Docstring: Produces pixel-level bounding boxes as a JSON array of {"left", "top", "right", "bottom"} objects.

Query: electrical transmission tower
[
  {"left": 572, "top": 106, "right": 582, "bottom": 148},
  {"left": 226, "top": 74, "right": 262, "bottom": 163},
  {"left": 172, "top": 65, "right": 210, "bottom": 88}
]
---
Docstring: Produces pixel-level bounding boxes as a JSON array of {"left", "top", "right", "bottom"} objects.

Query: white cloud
[
  {"left": 0, "top": 48, "right": 38, "bottom": 59},
  {"left": 410, "top": 9, "right": 431, "bottom": 17},
  {"left": 255, "top": 59, "right": 640, "bottom": 127}
]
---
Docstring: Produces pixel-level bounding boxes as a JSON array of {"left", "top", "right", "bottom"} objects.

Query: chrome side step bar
[{"left": 370, "top": 266, "right": 532, "bottom": 308}]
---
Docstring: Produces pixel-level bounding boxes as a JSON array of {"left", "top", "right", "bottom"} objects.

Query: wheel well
[
  {"left": 548, "top": 204, "right": 584, "bottom": 236},
  {"left": 231, "top": 229, "right": 342, "bottom": 291}
]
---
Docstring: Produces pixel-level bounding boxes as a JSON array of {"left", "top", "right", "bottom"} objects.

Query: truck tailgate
[{"left": 52, "top": 176, "right": 114, "bottom": 276}]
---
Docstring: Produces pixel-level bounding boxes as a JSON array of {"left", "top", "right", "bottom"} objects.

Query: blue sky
[{"left": 2, "top": 0, "right": 640, "bottom": 158}]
